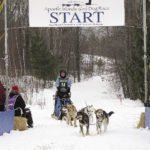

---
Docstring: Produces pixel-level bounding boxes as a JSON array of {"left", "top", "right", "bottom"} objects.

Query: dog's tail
[{"left": 108, "top": 111, "right": 114, "bottom": 117}]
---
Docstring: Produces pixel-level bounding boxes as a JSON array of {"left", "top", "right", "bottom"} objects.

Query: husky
[
  {"left": 76, "top": 111, "right": 89, "bottom": 136},
  {"left": 62, "top": 104, "right": 77, "bottom": 127},
  {"left": 95, "top": 109, "right": 114, "bottom": 134},
  {"left": 80, "top": 105, "right": 95, "bottom": 124}
]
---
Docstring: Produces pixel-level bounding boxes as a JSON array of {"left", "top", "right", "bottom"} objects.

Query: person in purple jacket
[{"left": 9, "top": 85, "right": 33, "bottom": 128}]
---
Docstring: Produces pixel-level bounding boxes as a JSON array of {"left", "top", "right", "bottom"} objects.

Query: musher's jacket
[{"left": 55, "top": 77, "right": 71, "bottom": 98}]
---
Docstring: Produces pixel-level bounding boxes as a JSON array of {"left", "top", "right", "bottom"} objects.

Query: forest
[{"left": 0, "top": 0, "right": 150, "bottom": 102}]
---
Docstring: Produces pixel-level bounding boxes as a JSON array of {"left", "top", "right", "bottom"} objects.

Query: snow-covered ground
[{"left": 0, "top": 75, "right": 150, "bottom": 150}]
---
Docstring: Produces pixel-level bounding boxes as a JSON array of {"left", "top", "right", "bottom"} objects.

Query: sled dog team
[
  {"left": 55, "top": 103, "right": 114, "bottom": 136},
  {"left": 51, "top": 70, "right": 114, "bottom": 136}
]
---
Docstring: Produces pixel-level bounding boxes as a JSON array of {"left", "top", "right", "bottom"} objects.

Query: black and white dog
[
  {"left": 80, "top": 105, "right": 95, "bottom": 124},
  {"left": 76, "top": 111, "right": 89, "bottom": 136},
  {"left": 95, "top": 109, "right": 114, "bottom": 134}
]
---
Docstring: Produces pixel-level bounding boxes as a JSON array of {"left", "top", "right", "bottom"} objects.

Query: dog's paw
[{"left": 86, "top": 133, "right": 89, "bottom": 136}]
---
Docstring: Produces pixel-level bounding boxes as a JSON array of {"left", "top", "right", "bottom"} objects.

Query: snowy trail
[{"left": 1, "top": 76, "right": 150, "bottom": 150}]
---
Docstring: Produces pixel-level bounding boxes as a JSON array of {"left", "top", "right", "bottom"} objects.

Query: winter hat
[
  {"left": 60, "top": 69, "right": 67, "bottom": 78},
  {"left": 12, "top": 85, "right": 19, "bottom": 93}
]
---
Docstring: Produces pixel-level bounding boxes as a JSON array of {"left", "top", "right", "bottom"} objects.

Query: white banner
[{"left": 29, "top": 0, "right": 125, "bottom": 27}]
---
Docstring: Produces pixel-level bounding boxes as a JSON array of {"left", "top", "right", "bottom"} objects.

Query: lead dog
[
  {"left": 95, "top": 109, "right": 114, "bottom": 134},
  {"left": 62, "top": 104, "right": 77, "bottom": 127},
  {"left": 76, "top": 111, "right": 89, "bottom": 136}
]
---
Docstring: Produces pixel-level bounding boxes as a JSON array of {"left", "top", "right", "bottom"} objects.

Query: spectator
[
  {"left": 9, "top": 85, "right": 33, "bottom": 128},
  {"left": 0, "top": 81, "right": 6, "bottom": 111}
]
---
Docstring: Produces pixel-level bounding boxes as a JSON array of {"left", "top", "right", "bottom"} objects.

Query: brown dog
[
  {"left": 14, "top": 117, "right": 27, "bottom": 131},
  {"left": 65, "top": 104, "right": 77, "bottom": 127}
]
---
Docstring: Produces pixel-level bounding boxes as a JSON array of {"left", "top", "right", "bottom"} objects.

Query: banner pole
[
  {"left": 143, "top": 0, "right": 148, "bottom": 104},
  {"left": 4, "top": 0, "right": 9, "bottom": 110}
]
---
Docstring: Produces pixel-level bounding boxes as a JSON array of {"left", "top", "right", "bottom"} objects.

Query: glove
[
  {"left": 57, "top": 87, "right": 60, "bottom": 91},
  {"left": 67, "top": 87, "right": 70, "bottom": 93}
]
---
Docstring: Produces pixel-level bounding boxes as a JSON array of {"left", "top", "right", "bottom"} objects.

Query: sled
[
  {"left": 0, "top": 110, "right": 14, "bottom": 136},
  {"left": 52, "top": 96, "right": 72, "bottom": 120}
]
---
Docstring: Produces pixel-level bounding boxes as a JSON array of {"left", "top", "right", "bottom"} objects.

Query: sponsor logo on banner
[{"left": 29, "top": 0, "right": 125, "bottom": 27}]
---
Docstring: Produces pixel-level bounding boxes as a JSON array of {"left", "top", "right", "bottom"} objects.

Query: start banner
[{"left": 29, "top": 0, "right": 125, "bottom": 27}]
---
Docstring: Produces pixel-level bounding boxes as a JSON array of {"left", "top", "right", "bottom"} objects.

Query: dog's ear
[
  {"left": 90, "top": 105, "right": 95, "bottom": 111},
  {"left": 89, "top": 105, "right": 93, "bottom": 109}
]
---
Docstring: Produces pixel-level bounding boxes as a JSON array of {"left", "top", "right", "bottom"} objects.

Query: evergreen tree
[
  {"left": 30, "top": 32, "right": 57, "bottom": 86},
  {"left": 128, "top": 28, "right": 144, "bottom": 100}
]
